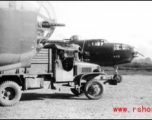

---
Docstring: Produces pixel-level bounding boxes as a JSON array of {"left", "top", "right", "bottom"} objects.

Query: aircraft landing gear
[{"left": 113, "top": 66, "right": 123, "bottom": 83}]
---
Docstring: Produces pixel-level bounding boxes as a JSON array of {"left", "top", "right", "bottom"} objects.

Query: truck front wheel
[
  {"left": 84, "top": 79, "right": 104, "bottom": 100},
  {"left": 0, "top": 81, "right": 22, "bottom": 106}
]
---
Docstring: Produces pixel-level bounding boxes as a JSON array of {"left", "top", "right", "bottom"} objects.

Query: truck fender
[
  {"left": 73, "top": 72, "right": 106, "bottom": 86},
  {"left": 0, "top": 75, "right": 23, "bottom": 86}
]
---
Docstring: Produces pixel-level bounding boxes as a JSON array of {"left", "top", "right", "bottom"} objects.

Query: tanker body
[{"left": 0, "top": 1, "right": 57, "bottom": 71}]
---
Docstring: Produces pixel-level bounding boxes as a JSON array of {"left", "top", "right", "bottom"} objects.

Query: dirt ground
[{"left": 0, "top": 75, "right": 152, "bottom": 119}]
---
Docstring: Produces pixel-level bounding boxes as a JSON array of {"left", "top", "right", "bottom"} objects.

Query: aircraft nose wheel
[
  {"left": 113, "top": 66, "right": 123, "bottom": 83},
  {"left": 113, "top": 74, "right": 123, "bottom": 83}
]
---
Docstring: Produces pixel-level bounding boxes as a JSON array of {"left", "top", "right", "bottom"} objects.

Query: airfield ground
[{"left": 0, "top": 75, "right": 152, "bottom": 119}]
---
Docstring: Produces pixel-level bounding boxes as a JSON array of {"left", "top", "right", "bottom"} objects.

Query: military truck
[{"left": 0, "top": 40, "right": 118, "bottom": 106}]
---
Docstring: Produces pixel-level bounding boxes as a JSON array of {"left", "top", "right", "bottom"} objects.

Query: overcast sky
[{"left": 50, "top": 1, "right": 152, "bottom": 59}]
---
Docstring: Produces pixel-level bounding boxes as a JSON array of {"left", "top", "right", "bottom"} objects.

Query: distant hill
[{"left": 132, "top": 57, "right": 152, "bottom": 64}]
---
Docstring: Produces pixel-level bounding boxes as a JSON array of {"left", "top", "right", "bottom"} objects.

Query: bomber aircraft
[{"left": 68, "top": 35, "right": 144, "bottom": 66}]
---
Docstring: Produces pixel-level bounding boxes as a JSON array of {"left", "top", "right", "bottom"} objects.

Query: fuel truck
[{"left": 0, "top": 1, "right": 117, "bottom": 106}]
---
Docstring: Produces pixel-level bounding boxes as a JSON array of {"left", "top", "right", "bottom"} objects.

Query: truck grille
[{"left": 81, "top": 67, "right": 92, "bottom": 73}]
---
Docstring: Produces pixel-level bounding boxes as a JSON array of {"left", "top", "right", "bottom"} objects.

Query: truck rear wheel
[
  {"left": 84, "top": 79, "right": 104, "bottom": 100},
  {"left": 0, "top": 81, "right": 22, "bottom": 106}
]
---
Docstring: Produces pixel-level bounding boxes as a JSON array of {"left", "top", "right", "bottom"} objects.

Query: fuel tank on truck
[{"left": 0, "top": 1, "right": 57, "bottom": 71}]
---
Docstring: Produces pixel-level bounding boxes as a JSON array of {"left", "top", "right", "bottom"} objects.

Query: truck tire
[
  {"left": 113, "top": 74, "right": 123, "bottom": 83},
  {"left": 84, "top": 79, "right": 104, "bottom": 100},
  {"left": 0, "top": 81, "right": 22, "bottom": 106}
]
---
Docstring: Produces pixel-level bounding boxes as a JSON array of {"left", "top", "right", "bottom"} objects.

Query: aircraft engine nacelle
[{"left": 0, "top": 1, "right": 57, "bottom": 71}]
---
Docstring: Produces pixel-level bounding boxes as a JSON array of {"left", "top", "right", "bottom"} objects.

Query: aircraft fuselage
[{"left": 73, "top": 39, "right": 135, "bottom": 66}]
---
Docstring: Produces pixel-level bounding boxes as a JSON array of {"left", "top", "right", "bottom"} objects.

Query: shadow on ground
[{"left": 21, "top": 92, "right": 87, "bottom": 101}]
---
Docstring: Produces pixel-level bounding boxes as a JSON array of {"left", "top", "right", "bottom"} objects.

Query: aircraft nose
[{"left": 132, "top": 47, "right": 137, "bottom": 57}]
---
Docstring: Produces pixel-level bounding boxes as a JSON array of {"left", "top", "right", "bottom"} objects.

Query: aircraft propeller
[
  {"left": 133, "top": 51, "right": 144, "bottom": 58},
  {"left": 132, "top": 48, "right": 144, "bottom": 58},
  {"left": 137, "top": 52, "right": 144, "bottom": 57}
]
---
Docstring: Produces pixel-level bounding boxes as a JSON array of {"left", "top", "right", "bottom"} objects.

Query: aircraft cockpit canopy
[{"left": 114, "top": 44, "right": 131, "bottom": 50}]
